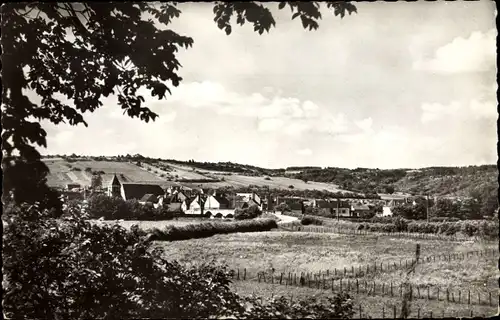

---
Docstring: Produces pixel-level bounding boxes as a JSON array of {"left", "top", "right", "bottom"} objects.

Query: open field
[
  {"left": 45, "top": 158, "right": 348, "bottom": 192},
  {"left": 154, "top": 230, "right": 498, "bottom": 317},
  {"left": 231, "top": 281, "right": 497, "bottom": 318},
  {"left": 44, "top": 159, "right": 165, "bottom": 187},
  {"left": 161, "top": 161, "right": 349, "bottom": 192}
]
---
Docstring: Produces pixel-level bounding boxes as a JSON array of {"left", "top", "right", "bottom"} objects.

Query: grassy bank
[{"left": 147, "top": 218, "right": 278, "bottom": 241}]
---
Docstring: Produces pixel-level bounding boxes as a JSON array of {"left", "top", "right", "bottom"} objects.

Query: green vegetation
[
  {"left": 235, "top": 204, "right": 263, "bottom": 220},
  {"left": 147, "top": 218, "right": 278, "bottom": 241},
  {"left": 86, "top": 194, "right": 174, "bottom": 220}
]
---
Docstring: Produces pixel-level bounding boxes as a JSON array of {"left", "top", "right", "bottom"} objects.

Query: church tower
[{"left": 108, "top": 174, "right": 121, "bottom": 198}]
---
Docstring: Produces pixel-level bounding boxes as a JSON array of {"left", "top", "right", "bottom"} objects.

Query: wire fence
[
  {"left": 355, "top": 302, "right": 493, "bottom": 319},
  {"left": 229, "top": 249, "right": 497, "bottom": 307}
]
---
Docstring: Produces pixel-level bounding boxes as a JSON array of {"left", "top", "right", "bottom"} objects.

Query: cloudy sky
[{"left": 41, "top": 1, "right": 497, "bottom": 169}]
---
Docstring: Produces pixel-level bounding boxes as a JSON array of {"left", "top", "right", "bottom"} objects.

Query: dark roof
[
  {"left": 353, "top": 204, "right": 370, "bottom": 211},
  {"left": 316, "top": 200, "right": 334, "bottom": 208},
  {"left": 121, "top": 183, "right": 164, "bottom": 201},
  {"left": 140, "top": 194, "right": 158, "bottom": 203},
  {"left": 110, "top": 174, "right": 120, "bottom": 186}
]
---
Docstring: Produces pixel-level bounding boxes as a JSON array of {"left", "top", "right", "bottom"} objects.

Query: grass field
[
  {"left": 45, "top": 158, "right": 348, "bottom": 192},
  {"left": 44, "top": 159, "right": 164, "bottom": 187},
  {"left": 161, "top": 161, "right": 349, "bottom": 192},
  {"left": 153, "top": 230, "right": 498, "bottom": 318}
]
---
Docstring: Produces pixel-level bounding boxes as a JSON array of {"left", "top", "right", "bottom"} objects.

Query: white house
[
  {"left": 181, "top": 195, "right": 204, "bottom": 216},
  {"left": 203, "top": 195, "right": 220, "bottom": 213}
]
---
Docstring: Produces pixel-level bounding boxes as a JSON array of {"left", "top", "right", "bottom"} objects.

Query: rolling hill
[{"left": 43, "top": 156, "right": 497, "bottom": 199}]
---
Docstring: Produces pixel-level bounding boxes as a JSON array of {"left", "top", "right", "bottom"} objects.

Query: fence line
[
  {"left": 278, "top": 223, "right": 492, "bottom": 242},
  {"left": 356, "top": 302, "right": 489, "bottom": 319},
  {"left": 229, "top": 249, "right": 497, "bottom": 307},
  {"left": 233, "top": 248, "right": 495, "bottom": 281}
]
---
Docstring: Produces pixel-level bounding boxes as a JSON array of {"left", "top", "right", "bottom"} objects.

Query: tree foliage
[{"left": 3, "top": 204, "right": 353, "bottom": 319}]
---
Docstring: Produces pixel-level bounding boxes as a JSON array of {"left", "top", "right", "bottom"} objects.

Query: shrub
[
  {"left": 70, "top": 167, "right": 82, "bottom": 171},
  {"left": 85, "top": 167, "right": 92, "bottom": 172},
  {"left": 301, "top": 216, "right": 323, "bottom": 226},
  {"left": 85, "top": 194, "right": 173, "bottom": 220},
  {"left": 234, "top": 204, "right": 262, "bottom": 220},
  {"left": 3, "top": 204, "right": 247, "bottom": 319},
  {"left": 148, "top": 219, "right": 278, "bottom": 241}
]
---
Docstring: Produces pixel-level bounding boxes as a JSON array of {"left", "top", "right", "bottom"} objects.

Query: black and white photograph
[{"left": 2, "top": 1, "right": 498, "bottom": 319}]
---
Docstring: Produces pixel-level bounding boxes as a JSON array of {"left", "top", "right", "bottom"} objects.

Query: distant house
[
  {"left": 66, "top": 183, "right": 81, "bottom": 191},
  {"left": 181, "top": 195, "right": 204, "bottom": 216},
  {"left": 236, "top": 192, "right": 262, "bottom": 210},
  {"left": 107, "top": 174, "right": 164, "bottom": 204},
  {"left": 139, "top": 194, "right": 159, "bottom": 205},
  {"left": 312, "top": 199, "right": 351, "bottom": 217},
  {"left": 351, "top": 203, "right": 371, "bottom": 217}
]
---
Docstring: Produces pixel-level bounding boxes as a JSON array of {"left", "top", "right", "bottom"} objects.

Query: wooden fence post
[
  {"left": 489, "top": 292, "right": 492, "bottom": 306},
  {"left": 393, "top": 305, "right": 396, "bottom": 318},
  {"left": 340, "top": 278, "right": 343, "bottom": 291},
  {"left": 468, "top": 290, "right": 470, "bottom": 304},
  {"left": 279, "top": 273, "right": 283, "bottom": 285},
  {"left": 437, "top": 287, "right": 439, "bottom": 300},
  {"left": 332, "top": 278, "right": 334, "bottom": 291},
  {"left": 417, "top": 308, "right": 420, "bottom": 319},
  {"left": 391, "top": 282, "right": 393, "bottom": 296},
  {"left": 357, "top": 279, "right": 359, "bottom": 294},
  {"left": 458, "top": 290, "right": 461, "bottom": 303},
  {"left": 382, "top": 306, "right": 385, "bottom": 319}
]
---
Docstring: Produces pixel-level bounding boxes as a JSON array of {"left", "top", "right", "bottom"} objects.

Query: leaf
[
  {"left": 278, "top": 2, "right": 286, "bottom": 10},
  {"left": 291, "top": 12, "right": 300, "bottom": 20}
]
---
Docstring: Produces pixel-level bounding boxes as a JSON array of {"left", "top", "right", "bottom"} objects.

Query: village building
[
  {"left": 235, "top": 192, "right": 262, "bottom": 210},
  {"left": 312, "top": 199, "right": 351, "bottom": 217},
  {"left": 107, "top": 174, "right": 164, "bottom": 206},
  {"left": 351, "top": 203, "right": 372, "bottom": 218}
]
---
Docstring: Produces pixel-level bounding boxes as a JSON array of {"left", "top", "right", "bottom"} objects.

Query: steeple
[{"left": 109, "top": 174, "right": 121, "bottom": 198}]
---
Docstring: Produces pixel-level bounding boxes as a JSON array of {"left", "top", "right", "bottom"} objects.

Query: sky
[{"left": 40, "top": 1, "right": 498, "bottom": 169}]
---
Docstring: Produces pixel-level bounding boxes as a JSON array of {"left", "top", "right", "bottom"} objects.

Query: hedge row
[
  {"left": 147, "top": 218, "right": 278, "bottom": 241},
  {"left": 84, "top": 194, "right": 174, "bottom": 220},
  {"left": 283, "top": 214, "right": 499, "bottom": 238}
]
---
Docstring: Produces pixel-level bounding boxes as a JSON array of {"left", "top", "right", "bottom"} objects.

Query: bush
[
  {"left": 301, "top": 216, "right": 323, "bottom": 226},
  {"left": 4, "top": 204, "right": 254, "bottom": 319},
  {"left": 70, "top": 167, "right": 82, "bottom": 171},
  {"left": 148, "top": 219, "right": 278, "bottom": 241},
  {"left": 85, "top": 194, "right": 173, "bottom": 220},
  {"left": 234, "top": 204, "right": 262, "bottom": 220},
  {"left": 85, "top": 167, "right": 92, "bottom": 172}
]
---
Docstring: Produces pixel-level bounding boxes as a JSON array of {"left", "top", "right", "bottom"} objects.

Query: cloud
[
  {"left": 421, "top": 99, "right": 496, "bottom": 123},
  {"left": 354, "top": 117, "right": 373, "bottom": 133},
  {"left": 166, "top": 81, "right": 362, "bottom": 137},
  {"left": 413, "top": 29, "right": 497, "bottom": 73},
  {"left": 296, "top": 148, "right": 312, "bottom": 156}
]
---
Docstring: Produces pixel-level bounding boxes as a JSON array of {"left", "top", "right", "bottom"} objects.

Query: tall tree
[{"left": 1, "top": 2, "right": 356, "bottom": 208}]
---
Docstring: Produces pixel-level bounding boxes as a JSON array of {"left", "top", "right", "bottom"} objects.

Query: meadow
[
  {"left": 153, "top": 230, "right": 498, "bottom": 318},
  {"left": 44, "top": 159, "right": 165, "bottom": 187},
  {"left": 44, "top": 158, "right": 347, "bottom": 192}
]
